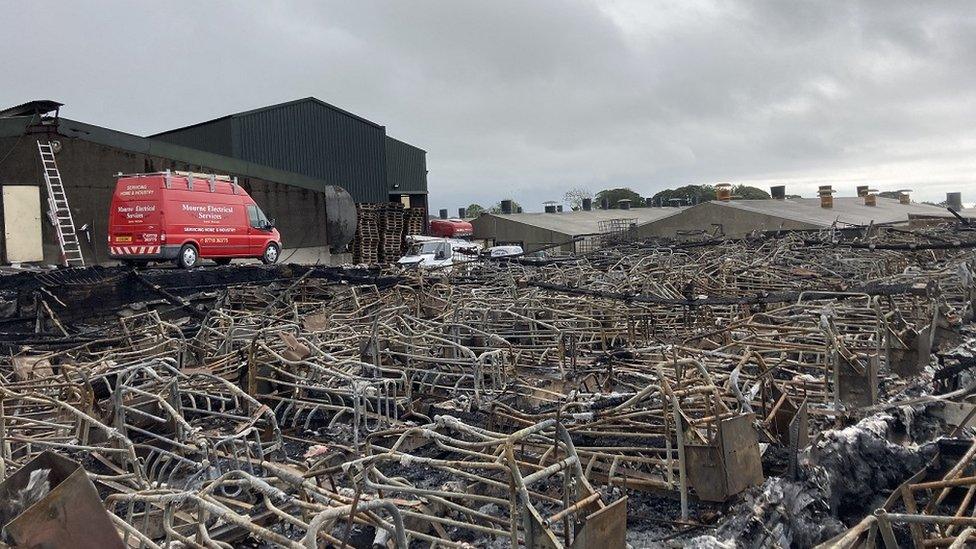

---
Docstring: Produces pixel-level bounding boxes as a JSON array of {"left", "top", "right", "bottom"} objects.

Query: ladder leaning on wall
[{"left": 37, "top": 140, "right": 85, "bottom": 267}]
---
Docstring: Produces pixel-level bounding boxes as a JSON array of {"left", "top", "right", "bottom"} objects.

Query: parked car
[{"left": 108, "top": 171, "right": 281, "bottom": 268}]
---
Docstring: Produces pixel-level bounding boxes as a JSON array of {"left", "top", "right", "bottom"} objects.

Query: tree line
[{"left": 463, "top": 184, "right": 774, "bottom": 215}]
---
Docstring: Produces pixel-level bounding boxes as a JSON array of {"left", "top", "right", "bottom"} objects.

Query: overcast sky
[{"left": 3, "top": 1, "right": 975, "bottom": 211}]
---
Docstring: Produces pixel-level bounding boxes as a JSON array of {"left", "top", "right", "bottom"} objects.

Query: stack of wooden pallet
[
  {"left": 379, "top": 203, "right": 405, "bottom": 264},
  {"left": 352, "top": 204, "right": 380, "bottom": 264},
  {"left": 404, "top": 207, "right": 427, "bottom": 237}
]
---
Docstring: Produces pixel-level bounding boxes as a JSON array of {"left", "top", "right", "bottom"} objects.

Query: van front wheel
[
  {"left": 261, "top": 243, "right": 280, "bottom": 264},
  {"left": 177, "top": 244, "right": 199, "bottom": 269}
]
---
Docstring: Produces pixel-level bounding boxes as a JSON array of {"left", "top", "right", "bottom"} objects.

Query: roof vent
[
  {"left": 947, "top": 192, "right": 963, "bottom": 210},
  {"left": 715, "top": 183, "right": 733, "bottom": 202},
  {"left": 770, "top": 185, "right": 786, "bottom": 200},
  {"left": 581, "top": 197, "right": 592, "bottom": 211},
  {"left": 864, "top": 189, "right": 878, "bottom": 207},
  {"left": 897, "top": 189, "right": 912, "bottom": 205},
  {"left": 439, "top": 209, "right": 448, "bottom": 219},
  {"left": 500, "top": 199, "right": 513, "bottom": 214},
  {"left": 458, "top": 207, "right": 467, "bottom": 218},
  {"left": 818, "top": 185, "right": 834, "bottom": 209},
  {"left": 544, "top": 201, "right": 557, "bottom": 213},
  {"left": 856, "top": 185, "right": 869, "bottom": 197},
  {"left": 618, "top": 199, "right": 631, "bottom": 210}
]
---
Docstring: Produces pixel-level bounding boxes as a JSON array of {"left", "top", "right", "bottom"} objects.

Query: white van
[{"left": 397, "top": 237, "right": 480, "bottom": 270}]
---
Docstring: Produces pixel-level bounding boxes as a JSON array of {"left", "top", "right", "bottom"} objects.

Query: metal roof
[
  {"left": 907, "top": 207, "right": 976, "bottom": 220},
  {"left": 477, "top": 208, "right": 687, "bottom": 236},
  {"left": 709, "top": 197, "right": 951, "bottom": 227},
  {"left": 0, "top": 115, "right": 341, "bottom": 193},
  {"left": 149, "top": 97, "right": 385, "bottom": 137},
  {"left": 0, "top": 100, "right": 62, "bottom": 118},
  {"left": 149, "top": 97, "right": 404, "bottom": 202}
]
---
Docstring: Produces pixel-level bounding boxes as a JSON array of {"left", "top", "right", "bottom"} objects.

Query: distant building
[
  {"left": 640, "top": 193, "right": 956, "bottom": 239},
  {"left": 472, "top": 207, "right": 686, "bottom": 252}
]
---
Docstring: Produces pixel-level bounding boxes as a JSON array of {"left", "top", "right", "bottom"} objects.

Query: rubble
[{"left": 0, "top": 223, "right": 971, "bottom": 547}]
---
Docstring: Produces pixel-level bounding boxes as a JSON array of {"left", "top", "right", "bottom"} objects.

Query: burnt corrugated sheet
[
  {"left": 234, "top": 100, "right": 387, "bottom": 203},
  {"left": 152, "top": 116, "right": 234, "bottom": 157},
  {"left": 385, "top": 136, "right": 427, "bottom": 194}
]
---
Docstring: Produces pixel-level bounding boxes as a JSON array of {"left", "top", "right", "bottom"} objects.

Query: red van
[{"left": 108, "top": 171, "right": 281, "bottom": 268}]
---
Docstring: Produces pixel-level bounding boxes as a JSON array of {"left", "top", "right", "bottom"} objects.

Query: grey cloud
[{"left": 1, "top": 0, "right": 974, "bottom": 211}]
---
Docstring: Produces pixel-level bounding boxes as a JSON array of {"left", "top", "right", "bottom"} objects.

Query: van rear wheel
[
  {"left": 261, "top": 243, "right": 280, "bottom": 264},
  {"left": 176, "top": 244, "right": 199, "bottom": 269}
]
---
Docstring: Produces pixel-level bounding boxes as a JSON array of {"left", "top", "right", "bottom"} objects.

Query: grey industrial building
[
  {"left": 638, "top": 192, "right": 956, "bottom": 239},
  {"left": 472, "top": 207, "right": 686, "bottom": 252},
  {"left": 151, "top": 97, "right": 428, "bottom": 209},
  {"left": 0, "top": 101, "right": 358, "bottom": 265},
  {"left": 472, "top": 188, "right": 961, "bottom": 252}
]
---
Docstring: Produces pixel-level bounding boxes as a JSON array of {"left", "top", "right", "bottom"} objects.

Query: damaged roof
[
  {"left": 709, "top": 196, "right": 951, "bottom": 227},
  {"left": 476, "top": 207, "right": 687, "bottom": 236},
  {"left": 0, "top": 99, "right": 62, "bottom": 118}
]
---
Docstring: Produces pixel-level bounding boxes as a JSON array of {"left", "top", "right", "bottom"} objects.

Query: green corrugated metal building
[{"left": 151, "top": 97, "right": 428, "bottom": 208}]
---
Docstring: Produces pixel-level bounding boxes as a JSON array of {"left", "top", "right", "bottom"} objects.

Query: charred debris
[{"left": 0, "top": 225, "right": 973, "bottom": 548}]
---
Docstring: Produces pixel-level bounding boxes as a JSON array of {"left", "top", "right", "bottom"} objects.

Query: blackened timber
[{"left": 132, "top": 271, "right": 205, "bottom": 319}]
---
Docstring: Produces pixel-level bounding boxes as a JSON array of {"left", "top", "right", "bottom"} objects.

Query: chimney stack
[
  {"left": 818, "top": 185, "right": 834, "bottom": 208},
  {"left": 716, "top": 183, "right": 733, "bottom": 202},
  {"left": 581, "top": 197, "right": 592, "bottom": 211},
  {"left": 947, "top": 192, "right": 963, "bottom": 210},
  {"left": 500, "top": 199, "right": 513, "bottom": 214},
  {"left": 770, "top": 185, "right": 786, "bottom": 200},
  {"left": 864, "top": 190, "right": 877, "bottom": 207},
  {"left": 600, "top": 197, "right": 609, "bottom": 210},
  {"left": 458, "top": 207, "right": 467, "bottom": 218},
  {"left": 618, "top": 199, "right": 631, "bottom": 210},
  {"left": 856, "top": 185, "right": 869, "bottom": 197},
  {"left": 516, "top": 206, "right": 523, "bottom": 213},
  {"left": 439, "top": 209, "right": 448, "bottom": 219},
  {"left": 897, "top": 189, "right": 911, "bottom": 205}
]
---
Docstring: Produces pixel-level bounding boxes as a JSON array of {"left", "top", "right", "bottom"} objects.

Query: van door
[{"left": 246, "top": 203, "right": 273, "bottom": 255}]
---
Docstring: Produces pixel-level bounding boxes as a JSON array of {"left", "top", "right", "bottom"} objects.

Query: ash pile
[{"left": 0, "top": 223, "right": 973, "bottom": 548}]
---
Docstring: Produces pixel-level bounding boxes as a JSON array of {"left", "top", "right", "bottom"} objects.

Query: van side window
[
  {"left": 247, "top": 204, "right": 270, "bottom": 228},
  {"left": 247, "top": 205, "right": 261, "bottom": 228}
]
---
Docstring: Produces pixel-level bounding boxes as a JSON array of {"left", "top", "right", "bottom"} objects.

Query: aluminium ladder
[{"left": 37, "top": 141, "right": 85, "bottom": 267}]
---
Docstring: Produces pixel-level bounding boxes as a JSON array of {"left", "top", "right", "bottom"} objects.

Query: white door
[{"left": 3, "top": 186, "right": 43, "bottom": 263}]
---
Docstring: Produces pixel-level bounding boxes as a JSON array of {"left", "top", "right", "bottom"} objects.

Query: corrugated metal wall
[
  {"left": 385, "top": 137, "right": 427, "bottom": 194},
  {"left": 152, "top": 117, "right": 234, "bottom": 157},
  {"left": 150, "top": 98, "right": 428, "bottom": 203},
  {"left": 234, "top": 101, "right": 388, "bottom": 203}
]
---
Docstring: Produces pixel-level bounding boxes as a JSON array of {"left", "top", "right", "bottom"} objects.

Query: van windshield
[{"left": 408, "top": 242, "right": 450, "bottom": 256}]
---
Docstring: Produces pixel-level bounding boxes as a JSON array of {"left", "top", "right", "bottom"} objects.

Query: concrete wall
[
  {"left": 638, "top": 203, "right": 819, "bottom": 239},
  {"left": 471, "top": 215, "right": 574, "bottom": 252},
  {"left": 0, "top": 134, "right": 335, "bottom": 265}
]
